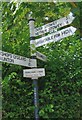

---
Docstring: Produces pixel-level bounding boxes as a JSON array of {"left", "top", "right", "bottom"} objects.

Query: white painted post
[{"left": 28, "top": 17, "right": 39, "bottom": 120}]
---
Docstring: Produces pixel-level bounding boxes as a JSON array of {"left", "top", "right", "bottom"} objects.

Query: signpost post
[{"left": 28, "top": 17, "right": 39, "bottom": 120}]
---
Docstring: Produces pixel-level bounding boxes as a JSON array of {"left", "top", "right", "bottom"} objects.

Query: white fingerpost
[{"left": 28, "top": 17, "right": 39, "bottom": 120}]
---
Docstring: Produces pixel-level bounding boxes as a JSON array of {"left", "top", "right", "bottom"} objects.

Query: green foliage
[
  {"left": 1, "top": 1, "right": 81, "bottom": 119},
  {"left": 2, "top": 72, "right": 34, "bottom": 119}
]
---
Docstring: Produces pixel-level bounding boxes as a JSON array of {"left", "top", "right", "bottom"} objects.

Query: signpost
[
  {"left": 0, "top": 11, "right": 76, "bottom": 120},
  {"left": 35, "top": 26, "right": 76, "bottom": 47},
  {"left": 28, "top": 14, "right": 76, "bottom": 120},
  {"left": 23, "top": 68, "right": 45, "bottom": 79},
  {"left": 28, "top": 17, "right": 39, "bottom": 120},
  {"left": 35, "top": 13, "right": 75, "bottom": 36},
  {"left": 36, "top": 51, "right": 47, "bottom": 62},
  {"left": 0, "top": 50, "right": 36, "bottom": 67}
]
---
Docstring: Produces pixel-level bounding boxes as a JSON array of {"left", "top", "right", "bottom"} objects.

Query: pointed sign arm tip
[{"left": 71, "top": 26, "right": 77, "bottom": 33}]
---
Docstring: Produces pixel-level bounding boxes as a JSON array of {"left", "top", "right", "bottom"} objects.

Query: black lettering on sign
[
  {"left": 35, "top": 26, "right": 43, "bottom": 31},
  {"left": 13, "top": 55, "right": 26, "bottom": 61},
  {"left": 0, "top": 51, "right": 12, "bottom": 58},
  {"left": 13, "top": 55, "right": 21, "bottom": 60},
  {"left": 69, "top": 28, "right": 72, "bottom": 33},
  {"left": 28, "top": 59, "right": 31, "bottom": 66},
  {"left": 53, "top": 33, "right": 60, "bottom": 39},
  {"left": 46, "top": 37, "right": 51, "bottom": 42},
  {"left": 32, "top": 71, "right": 36, "bottom": 73},
  {"left": 35, "top": 32, "right": 39, "bottom": 36},
  {"left": 20, "top": 57, "right": 26, "bottom": 61},
  {"left": 40, "top": 55, "right": 43, "bottom": 59},
  {"left": 4, "top": 57, "right": 14, "bottom": 63},
  {"left": 35, "top": 29, "right": 47, "bottom": 36},
  {"left": 61, "top": 29, "right": 70, "bottom": 36},
  {"left": 51, "top": 35, "right": 54, "bottom": 39},
  {"left": 43, "top": 29, "right": 47, "bottom": 33},
  {"left": 49, "top": 25, "right": 57, "bottom": 29},
  {"left": 49, "top": 26, "right": 57, "bottom": 32},
  {"left": 0, "top": 56, "right": 14, "bottom": 63},
  {"left": 66, "top": 16, "right": 69, "bottom": 24},
  {"left": 55, "top": 33, "right": 61, "bottom": 38},
  {"left": 0, "top": 56, "right": 3, "bottom": 61},
  {"left": 39, "top": 71, "right": 43, "bottom": 73},
  {"left": 58, "top": 23, "right": 62, "bottom": 27},
  {"left": 26, "top": 71, "right": 30, "bottom": 74},
  {"left": 48, "top": 21, "right": 57, "bottom": 28}
]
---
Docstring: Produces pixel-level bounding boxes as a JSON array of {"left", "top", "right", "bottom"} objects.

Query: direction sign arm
[
  {"left": 0, "top": 50, "right": 36, "bottom": 67},
  {"left": 34, "top": 13, "right": 75, "bottom": 36},
  {"left": 35, "top": 26, "right": 76, "bottom": 47}
]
